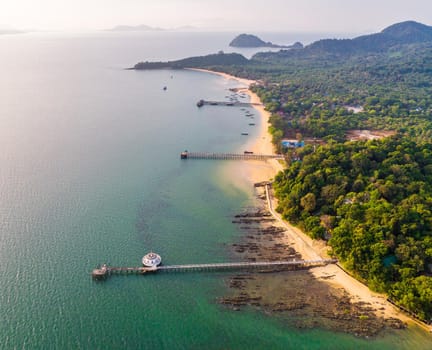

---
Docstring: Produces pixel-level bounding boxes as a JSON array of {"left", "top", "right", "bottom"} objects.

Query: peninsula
[
  {"left": 132, "top": 52, "right": 248, "bottom": 70},
  {"left": 133, "top": 20, "right": 432, "bottom": 330}
]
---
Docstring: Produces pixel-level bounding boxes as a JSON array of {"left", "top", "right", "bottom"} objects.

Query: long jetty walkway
[
  {"left": 180, "top": 151, "right": 284, "bottom": 161},
  {"left": 158, "top": 259, "right": 336, "bottom": 271},
  {"left": 197, "top": 99, "right": 262, "bottom": 108},
  {"left": 92, "top": 259, "right": 338, "bottom": 279}
]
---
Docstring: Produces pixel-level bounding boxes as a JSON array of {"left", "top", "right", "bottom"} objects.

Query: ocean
[{"left": 0, "top": 31, "right": 430, "bottom": 349}]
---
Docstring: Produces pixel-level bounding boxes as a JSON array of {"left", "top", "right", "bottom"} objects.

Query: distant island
[
  {"left": 229, "top": 33, "right": 302, "bottom": 49},
  {"left": 0, "top": 28, "right": 25, "bottom": 35},
  {"left": 107, "top": 24, "right": 196, "bottom": 32}
]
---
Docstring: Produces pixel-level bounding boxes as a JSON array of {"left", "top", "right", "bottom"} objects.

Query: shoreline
[
  {"left": 188, "top": 68, "right": 283, "bottom": 184},
  {"left": 190, "top": 68, "right": 430, "bottom": 333}
]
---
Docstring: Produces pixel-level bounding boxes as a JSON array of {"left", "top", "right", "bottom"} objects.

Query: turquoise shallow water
[{"left": 0, "top": 32, "right": 431, "bottom": 349}]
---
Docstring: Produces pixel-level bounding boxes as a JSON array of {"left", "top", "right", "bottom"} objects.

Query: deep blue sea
[{"left": 0, "top": 31, "right": 430, "bottom": 349}]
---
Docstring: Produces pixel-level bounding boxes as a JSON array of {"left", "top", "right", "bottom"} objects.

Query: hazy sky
[{"left": 1, "top": 0, "right": 432, "bottom": 34}]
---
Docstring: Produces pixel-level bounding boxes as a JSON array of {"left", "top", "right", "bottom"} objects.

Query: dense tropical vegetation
[
  {"left": 133, "top": 52, "right": 248, "bottom": 69},
  {"left": 135, "top": 20, "right": 432, "bottom": 322},
  {"left": 249, "top": 22, "right": 432, "bottom": 322},
  {"left": 273, "top": 138, "right": 432, "bottom": 320}
]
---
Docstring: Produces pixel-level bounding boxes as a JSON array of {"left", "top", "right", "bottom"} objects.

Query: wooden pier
[
  {"left": 92, "top": 259, "right": 337, "bottom": 279},
  {"left": 157, "top": 259, "right": 336, "bottom": 272},
  {"left": 197, "top": 100, "right": 262, "bottom": 108},
  {"left": 92, "top": 264, "right": 157, "bottom": 279},
  {"left": 180, "top": 151, "right": 284, "bottom": 161}
]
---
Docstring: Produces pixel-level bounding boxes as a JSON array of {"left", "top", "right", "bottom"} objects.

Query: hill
[
  {"left": 253, "top": 21, "right": 432, "bottom": 61},
  {"left": 382, "top": 20, "right": 432, "bottom": 41},
  {"left": 318, "top": 20, "right": 432, "bottom": 53},
  {"left": 229, "top": 33, "right": 301, "bottom": 48}
]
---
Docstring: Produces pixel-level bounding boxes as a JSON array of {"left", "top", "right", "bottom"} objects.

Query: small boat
[
  {"left": 249, "top": 123, "right": 255, "bottom": 126},
  {"left": 241, "top": 132, "right": 249, "bottom": 136},
  {"left": 163, "top": 86, "right": 167, "bottom": 91},
  {"left": 244, "top": 151, "right": 254, "bottom": 154}
]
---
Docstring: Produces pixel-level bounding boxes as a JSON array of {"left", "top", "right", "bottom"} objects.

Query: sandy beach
[
  {"left": 190, "top": 68, "right": 428, "bottom": 332},
  {"left": 188, "top": 68, "right": 283, "bottom": 184}
]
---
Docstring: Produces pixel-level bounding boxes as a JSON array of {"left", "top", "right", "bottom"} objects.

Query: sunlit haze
[{"left": 1, "top": 0, "right": 432, "bottom": 34}]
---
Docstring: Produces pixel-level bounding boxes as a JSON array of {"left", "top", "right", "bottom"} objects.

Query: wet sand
[{"left": 223, "top": 188, "right": 406, "bottom": 337}]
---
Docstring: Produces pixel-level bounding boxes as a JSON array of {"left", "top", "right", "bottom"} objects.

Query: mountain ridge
[{"left": 254, "top": 21, "right": 432, "bottom": 61}]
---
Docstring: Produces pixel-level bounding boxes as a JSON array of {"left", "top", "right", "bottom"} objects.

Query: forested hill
[
  {"left": 229, "top": 34, "right": 277, "bottom": 47},
  {"left": 254, "top": 21, "right": 432, "bottom": 60},
  {"left": 229, "top": 33, "right": 301, "bottom": 48},
  {"left": 314, "top": 21, "right": 432, "bottom": 52}
]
